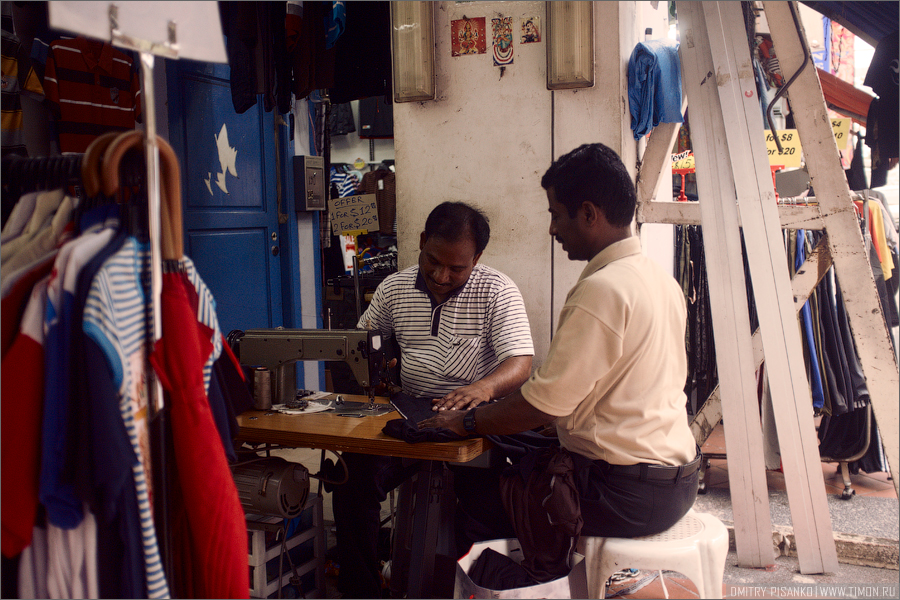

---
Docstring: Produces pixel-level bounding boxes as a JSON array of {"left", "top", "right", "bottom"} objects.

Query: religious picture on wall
[
  {"left": 451, "top": 17, "right": 486, "bottom": 56},
  {"left": 492, "top": 16, "right": 514, "bottom": 66},
  {"left": 520, "top": 17, "right": 540, "bottom": 43}
]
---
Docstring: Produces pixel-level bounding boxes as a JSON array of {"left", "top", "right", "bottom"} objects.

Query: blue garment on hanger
[
  {"left": 325, "top": 1, "right": 347, "bottom": 49},
  {"left": 627, "top": 39, "right": 683, "bottom": 140},
  {"left": 796, "top": 230, "right": 825, "bottom": 409}
]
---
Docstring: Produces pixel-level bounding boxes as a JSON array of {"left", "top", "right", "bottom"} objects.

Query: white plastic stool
[{"left": 576, "top": 509, "right": 728, "bottom": 599}]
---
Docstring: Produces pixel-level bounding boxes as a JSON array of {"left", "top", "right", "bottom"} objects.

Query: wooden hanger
[
  {"left": 101, "top": 131, "right": 184, "bottom": 260},
  {"left": 81, "top": 132, "right": 121, "bottom": 199}
]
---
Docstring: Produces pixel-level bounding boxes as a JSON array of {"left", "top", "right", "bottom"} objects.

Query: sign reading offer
[{"left": 330, "top": 194, "right": 379, "bottom": 235}]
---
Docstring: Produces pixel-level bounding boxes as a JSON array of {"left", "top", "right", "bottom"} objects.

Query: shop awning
[
  {"left": 816, "top": 67, "right": 874, "bottom": 126},
  {"left": 800, "top": 1, "right": 898, "bottom": 48}
]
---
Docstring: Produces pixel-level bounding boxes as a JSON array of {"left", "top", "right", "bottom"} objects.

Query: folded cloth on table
[{"left": 384, "top": 392, "right": 561, "bottom": 458}]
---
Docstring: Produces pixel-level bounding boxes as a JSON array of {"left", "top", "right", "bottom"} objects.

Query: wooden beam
[
  {"left": 764, "top": 0, "right": 899, "bottom": 499},
  {"left": 638, "top": 201, "right": 824, "bottom": 229},
  {"left": 676, "top": 1, "right": 775, "bottom": 569},
  {"left": 701, "top": 1, "right": 838, "bottom": 573},
  {"left": 636, "top": 98, "right": 688, "bottom": 205}
]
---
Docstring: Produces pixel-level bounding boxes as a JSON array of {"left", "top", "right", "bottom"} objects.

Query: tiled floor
[{"left": 699, "top": 423, "right": 897, "bottom": 500}]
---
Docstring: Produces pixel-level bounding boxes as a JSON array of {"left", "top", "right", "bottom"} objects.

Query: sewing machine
[{"left": 233, "top": 328, "right": 395, "bottom": 416}]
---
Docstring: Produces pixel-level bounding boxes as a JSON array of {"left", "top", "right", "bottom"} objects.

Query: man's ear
[
  {"left": 581, "top": 201, "right": 599, "bottom": 224},
  {"left": 472, "top": 251, "right": 483, "bottom": 266},
  {"left": 419, "top": 232, "right": 427, "bottom": 250}
]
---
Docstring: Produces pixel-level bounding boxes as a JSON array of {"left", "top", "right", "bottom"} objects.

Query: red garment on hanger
[{"left": 150, "top": 271, "right": 248, "bottom": 599}]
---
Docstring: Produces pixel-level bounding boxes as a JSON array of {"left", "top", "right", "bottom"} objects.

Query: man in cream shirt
[{"left": 422, "top": 143, "right": 699, "bottom": 540}]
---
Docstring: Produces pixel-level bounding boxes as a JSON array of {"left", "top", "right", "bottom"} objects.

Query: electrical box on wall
[{"left": 294, "top": 155, "right": 326, "bottom": 211}]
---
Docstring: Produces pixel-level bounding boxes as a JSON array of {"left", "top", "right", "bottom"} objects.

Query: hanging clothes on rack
[
  {"left": 360, "top": 164, "right": 396, "bottom": 235},
  {"left": 1, "top": 137, "right": 250, "bottom": 599}
]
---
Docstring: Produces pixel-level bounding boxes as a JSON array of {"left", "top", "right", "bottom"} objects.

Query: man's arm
[
  {"left": 431, "top": 354, "right": 532, "bottom": 411},
  {"left": 420, "top": 389, "right": 555, "bottom": 436}
]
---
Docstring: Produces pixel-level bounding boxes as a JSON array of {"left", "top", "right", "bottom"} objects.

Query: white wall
[{"left": 394, "top": 1, "right": 651, "bottom": 368}]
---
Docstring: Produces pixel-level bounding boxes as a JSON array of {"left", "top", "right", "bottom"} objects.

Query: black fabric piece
[
  {"left": 288, "top": 0, "right": 335, "bottom": 100},
  {"left": 866, "top": 98, "right": 891, "bottom": 188},
  {"left": 2, "top": 554, "right": 19, "bottom": 599},
  {"left": 329, "top": 102, "right": 356, "bottom": 136},
  {"left": 467, "top": 547, "right": 537, "bottom": 591},
  {"left": 500, "top": 446, "right": 582, "bottom": 583},
  {"left": 384, "top": 392, "right": 561, "bottom": 459},
  {"left": 85, "top": 336, "right": 147, "bottom": 599},
  {"left": 846, "top": 134, "right": 868, "bottom": 191},
  {"left": 208, "top": 358, "right": 240, "bottom": 463},
  {"left": 218, "top": 2, "right": 292, "bottom": 114},
  {"left": 384, "top": 392, "right": 465, "bottom": 441},
  {"left": 676, "top": 224, "right": 718, "bottom": 415},
  {"left": 816, "top": 270, "right": 853, "bottom": 416},
  {"left": 835, "top": 283, "right": 871, "bottom": 414},
  {"left": 382, "top": 416, "right": 466, "bottom": 443},
  {"left": 863, "top": 31, "right": 899, "bottom": 162},
  {"left": 358, "top": 96, "right": 394, "bottom": 138},
  {"left": 329, "top": 2, "right": 392, "bottom": 104}
]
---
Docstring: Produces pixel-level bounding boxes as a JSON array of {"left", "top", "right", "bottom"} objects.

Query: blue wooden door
[{"left": 166, "top": 59, "right": 286, "bottom": 336}]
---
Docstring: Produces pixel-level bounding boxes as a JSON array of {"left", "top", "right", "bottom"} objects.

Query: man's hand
[
  {"left": 418, "top": 409, "right": 466, "bottom": 436},
  {"left": 431, "top": 381, "right": 490, "bottom": 411}
]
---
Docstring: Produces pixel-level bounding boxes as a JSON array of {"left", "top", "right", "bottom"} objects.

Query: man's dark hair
[
  {"left": 540, "top": 143, "right": 637, "bottom": 227},
  {"left": 423, "top": 201, "right": 491, "bottom": 255}
]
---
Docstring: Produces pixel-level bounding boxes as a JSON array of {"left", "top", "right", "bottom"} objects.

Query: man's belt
[{"left": 600, "top": 449, "right": 702, "bottom": 482}]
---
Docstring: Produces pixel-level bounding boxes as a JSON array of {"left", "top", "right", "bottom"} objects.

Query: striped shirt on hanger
[
  {"left": 42, "top": 37, "right": 141, "bottom": 152},
  {"left": 358, "top": 264, "right": 534, "bottom": 400}
]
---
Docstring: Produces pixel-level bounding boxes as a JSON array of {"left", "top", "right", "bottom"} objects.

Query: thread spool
[{"left": 253, "top": 367, "right": 272, "bottom": 410}]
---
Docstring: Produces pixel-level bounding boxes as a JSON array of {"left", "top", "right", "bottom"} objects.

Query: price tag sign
[
  {"left": 330, "top": 194, "right": 380, "bottom": 235},
  {"left": 671, "top": 150, "right": 696, "bottom": 171},
  {"left": 831, "top": 118, "right": 850, "bottom": 150},
  {"left": 765, "top": 130, "right": 802, "bottom": 169}
]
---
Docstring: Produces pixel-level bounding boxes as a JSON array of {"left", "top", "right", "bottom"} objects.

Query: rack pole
[{"left": 138, "top": 51, "right": 166, "bottom": 417}]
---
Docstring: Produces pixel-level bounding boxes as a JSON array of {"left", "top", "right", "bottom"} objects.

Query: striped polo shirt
[
  {"left": 358, "top": 263, "right": 534, "bottom": 399},
  {"left": 43, "top": 37, "right": 141, "bottom": 152}
]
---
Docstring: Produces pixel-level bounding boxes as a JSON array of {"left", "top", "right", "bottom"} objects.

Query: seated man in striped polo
[{"left": 332, "top": 201, "right": 534, "bottom": 599}]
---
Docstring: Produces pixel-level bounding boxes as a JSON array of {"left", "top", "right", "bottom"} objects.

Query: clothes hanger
[
  {"left": 81, "top": 131, "right": 122, "bottom": 200},
  {"left": 101, "top": 131, "right": 184, "bottom": 260}
]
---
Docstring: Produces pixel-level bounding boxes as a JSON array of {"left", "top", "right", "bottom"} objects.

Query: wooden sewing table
[{"left": 235, "top": 396, "right": 491, "bottom": 598}]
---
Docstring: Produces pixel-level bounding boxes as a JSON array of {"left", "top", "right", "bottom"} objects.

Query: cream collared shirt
[{"left": 521, "top": 237, "right": 696, "bottom": 466}]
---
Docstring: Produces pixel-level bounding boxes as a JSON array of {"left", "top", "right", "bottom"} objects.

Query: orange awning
[{"left": 816, "top": 67, "right": 874, "bottom": 126}]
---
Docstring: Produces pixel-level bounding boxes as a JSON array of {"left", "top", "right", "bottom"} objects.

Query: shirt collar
[
  {"left": 578, "top": 236, "right": 642, "bottom": 281},
  {"left": 72, "top": 36, "right": 116, "bottom": 73},
  {"left": 414, "top": 266, "right": 470, "bottom": 305}
]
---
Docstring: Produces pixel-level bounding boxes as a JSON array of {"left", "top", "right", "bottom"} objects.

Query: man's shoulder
[
  {"left": 470, "top": 263, "right": 518, "bottom": 288},
  {"left": 380, "top": 265, "right": 419, "bottom": 288}
]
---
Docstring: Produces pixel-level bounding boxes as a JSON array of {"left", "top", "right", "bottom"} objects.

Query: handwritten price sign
[
  {"left": 765, "top": 130, "right": 802, "bottom": 168},
  {"left": 671, "top": 150, "right": 695, "bottom": 171},
  {"left": 330, "top": 194, "right": 380, "bottom": 235},
  {"left": 676, "top": 121, "right": 850, "bottom": 172},
  {"left": 831, "top": 118, "right": 849, "bottom": 150}
]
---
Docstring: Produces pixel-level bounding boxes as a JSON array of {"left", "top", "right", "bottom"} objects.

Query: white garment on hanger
[
  {"left": 0, "top": 191, "right": 39, "bottom": 244},
  {"left": 0, "top": 189, "right": 65, "bottom": 262},
  {"left": 1, "top": 193, "right": 76, "bottom": 283}
]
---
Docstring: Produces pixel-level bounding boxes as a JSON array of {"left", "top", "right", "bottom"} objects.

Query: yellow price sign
[
  {"left": 831, "top": 118, "right": 850, "bottom": 150},
  {"left": 765, "top": 129, "right": 802, "bottom": 169},
  {"left": 671, "top": 150, "right": 695, "bottom": 171}
]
